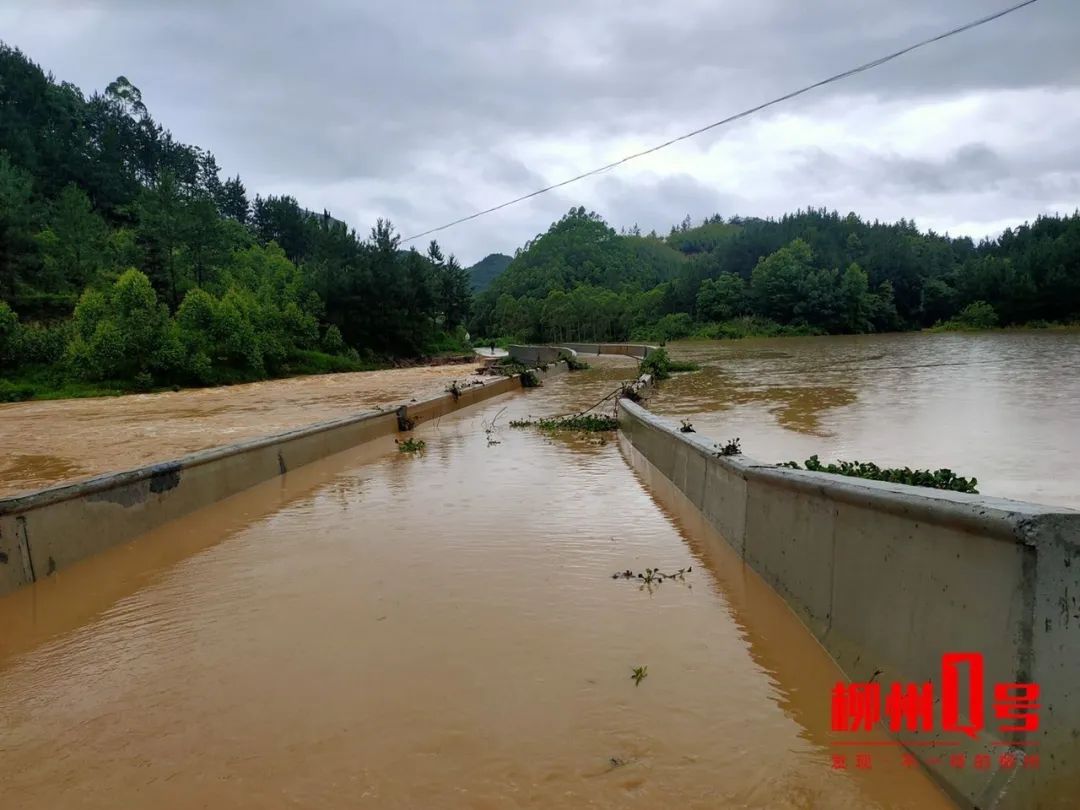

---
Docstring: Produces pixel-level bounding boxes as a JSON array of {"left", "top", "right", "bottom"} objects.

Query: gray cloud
[{"left": 2, "top": 0, "right": 1078, "bottom": 262}]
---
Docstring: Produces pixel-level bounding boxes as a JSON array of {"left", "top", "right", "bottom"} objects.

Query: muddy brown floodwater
[
  {"left": 657, "top": 331, "right": 1080, "bottom": 509},
  {"left": 0, "top": 357, "right": 952, "bottom": 809},
  {"left": 0, "top": 362, "right": 486, "bottom": 497}
]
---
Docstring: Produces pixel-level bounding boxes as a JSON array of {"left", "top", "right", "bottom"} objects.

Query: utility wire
[{"left": 402, "top": 0, "right": 1040, "bottom": 243}]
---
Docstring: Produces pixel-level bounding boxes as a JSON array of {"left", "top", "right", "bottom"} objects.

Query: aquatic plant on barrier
[
  {"left": 716, "top": 438, "right": 742, "bottom": 456},
  {"left": 509, "top": 414, "right": 618, "bottom": 432},
  {"left": 779, "top": 455, "right": 978, "bottom": 493}
]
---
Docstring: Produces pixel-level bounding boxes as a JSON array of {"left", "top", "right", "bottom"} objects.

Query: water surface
[
  {"left": 0, "top": 361, "right": 950, "bottom": 809},
  {"left": 657, "top": 332, "right": 1080, "bottom": 508}
]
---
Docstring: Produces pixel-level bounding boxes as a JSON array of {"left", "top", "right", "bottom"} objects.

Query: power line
[{"left": 402, "top": 0, "right": 1040, "bottom": 243}]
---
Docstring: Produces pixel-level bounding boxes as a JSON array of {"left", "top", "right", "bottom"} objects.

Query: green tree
[
  {"left": 36, "top": 184, "right": 108, "bottom": 290},
  {"left": 838, "top": 262, "right": 871, "bottom": 333},
  {"left": 0, "top": 152, "right": 34, "bottom": 298},
  {"left": 751, "top": 239, "right": 816, "bottom": 323},
  {"left": 920, "top": 277, "right": 957, "bottom": 325},
  {"left": 696, "top": 273, "right": 746, "bottom": 321},
  {"left": 218, "top": 175, "right": 249, "bottom": 223},
  {"left": 67, "top": 268, "right": 169, "bottom": 379},
  {"left": 439, "top": 255, "right": 472, "bottom": 330},
  {"left": 135, "top": 172, "right": 185, "bottom": 308},
  {"left": 0, "top": 300, "right": 18, "bottom": 369}
]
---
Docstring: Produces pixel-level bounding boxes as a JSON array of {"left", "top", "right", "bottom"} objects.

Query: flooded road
[
  {"left": 0, "top": 359, "right": 951, "bottom": 809},
  {"left": 0, "top": 362, "right": 484, "bottom": 498},
  {"left": 658, "top": 331, "right": 1080, "bottom": 509}
]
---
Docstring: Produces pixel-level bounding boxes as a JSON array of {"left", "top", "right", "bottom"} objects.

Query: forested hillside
[
  {"left": 470, "top": 206, "right": 1080, "bottom": 342},
  {"left": 4, "top": 42, "right": 1078, "bottom": 402},
  {"left": 0, "top": 44, "right": 471, "bottom": 399},
  {"left": 467, "top": 253, "right": 511, "bottom": 291}
]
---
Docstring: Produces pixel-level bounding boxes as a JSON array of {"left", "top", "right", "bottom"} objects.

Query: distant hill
[
  {"left": 468, "top": 203, "right": 1080, "bottom": 343},
  {"left": 467, "top": 253, "right": 512, "bottom": 291}
]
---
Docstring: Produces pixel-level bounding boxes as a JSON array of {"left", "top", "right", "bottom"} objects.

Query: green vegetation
[
  {"left": 631, "top": 666, "right": 648, "bottom": 686},
  {"left": 5, "top": 40, "right": 1078, "bottom": 404},
  {"left": 396, "top": 437, "right": 426, "bottom": 454},
  {"left": 717, "top": 438, "right": 742, "bottom": 456},
  {"left": 470, "top": 207, "right": 1080, "bottom": 344},
  {"left": 637, "top": 347, "right": 698, "bottom": 381},
  {"left": 931, "top": 300, "right": 1000, "bottom": 331},
  {"left": 0, "top": 45, "right": 472, "bottom": 398},
  {"left": 780, "top": 455, "right": 978, "bottom": 493},
  {"left": 562, "top": 353, "right": 590, "bottom": 371},
  {"left": 612, "top": 566, "right": 691, "bottom": 585},
  {"left": 520, "top": 369, "right": 541, "bottom": 388},
  {"left": 509, "top": 413, "right": 618, "bottom": 432}
]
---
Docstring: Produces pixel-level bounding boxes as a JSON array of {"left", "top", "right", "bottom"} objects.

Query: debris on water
[
  {"left": 631, "top": 666, "right": 648, "bottom": 686},
  {"left": 612, "top": 567, "right": 691, "bottom": 584}
]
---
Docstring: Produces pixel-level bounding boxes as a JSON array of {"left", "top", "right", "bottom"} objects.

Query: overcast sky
[{"left": 2, "top": 0, "right": 1078, "bottom": 264}]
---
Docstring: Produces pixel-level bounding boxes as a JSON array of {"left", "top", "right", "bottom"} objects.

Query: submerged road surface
[{"left": 0, "top": 361, "right": 952, "bottom": 808}]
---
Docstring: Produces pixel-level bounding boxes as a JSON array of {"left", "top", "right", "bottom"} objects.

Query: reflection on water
[
  {"left": 656, "top": 332, "right": 1080, "bottom": 508},
  {"left": 0, "top": 359, "right": 950, "bottom": 809},
  {"left": 655, "top": 370, "right": 857, "bottom": 436}
]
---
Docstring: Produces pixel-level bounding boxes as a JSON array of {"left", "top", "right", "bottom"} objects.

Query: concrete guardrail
[
  {"left": 0, "top": 365, "right": 566, "bottom": 597},
  {"left": 617, "top": 396, "right": 1080, "bottom": 810}
]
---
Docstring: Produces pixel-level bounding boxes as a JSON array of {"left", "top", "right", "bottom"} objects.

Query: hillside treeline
[
  {"left": 0, "top": 44, "right": 470, "bottom": 398},
  {"left": 471, "top": 206, "right": 1080, "bottom": 342}
]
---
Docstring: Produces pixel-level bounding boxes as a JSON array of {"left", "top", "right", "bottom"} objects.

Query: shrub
[
  {"left": 936, "top": 300, "right": 999, "bottom": 331},
  {"left": 638, "top": 347, "right": 696, "bottom": 379},
  {"left": 695, "top": 316, "right": 820, "bottom": 340},
  {"left": 520, "top": 369, "right": 541, "bottom": 388},
  {"left": 0, "top": 380, "right": 35, "bottom": 402},
  {"left": 67, "top": 269, "right": 169, "bottom": 380},
  {"left": 562, "top": 352, "right": 590, "bottom": 371},
  {"left": 321, "top": 324, "right": 346, "bottom": 354},
  {"left": 15, "top": 321, "right": 70, "bottom": 364}
]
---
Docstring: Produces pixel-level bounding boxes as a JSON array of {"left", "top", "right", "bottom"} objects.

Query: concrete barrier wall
[
  {"left": 0, "top": 369, "right": 542, "bottom": 598},
  {"left": 507, "top": 345, "right": 573, "bottom": 365},
  {"left": 560, "top": 342, "right": 656, "bottom": 359},
  {"left": 617, "top": 398, "right": 1080, "bottom": 810}
]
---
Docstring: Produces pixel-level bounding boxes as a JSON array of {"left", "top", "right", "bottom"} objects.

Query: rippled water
[
  {"left": 0, "top": 359, "right": 950, "bottom": 809},
  {"left": 0, "top": 362, "right": 486, "bottom": 497},
  {"left": 655, "top": 332, "right": 1080, "bottom": 508}
]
